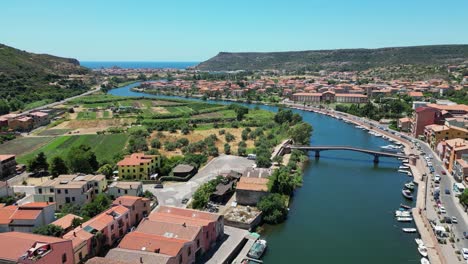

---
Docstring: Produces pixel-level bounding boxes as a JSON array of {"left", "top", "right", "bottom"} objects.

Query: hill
[
  {"left": 0, "top": 43, "right": 90, "bottom": 114},
  {"left": 196, "top": 45, "right": 468, "bottom": 72}
]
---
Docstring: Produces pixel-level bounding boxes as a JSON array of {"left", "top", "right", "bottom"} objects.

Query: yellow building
[
  {"left": 117, "top": 153, "right": 160, "bottom": 180},
  {"left": 424, "top": 124, "right": 468, "bottom": 150}
]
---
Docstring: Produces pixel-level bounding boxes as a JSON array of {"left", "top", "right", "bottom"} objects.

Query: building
[
  {"left": 398, "top": 117, "right": 412, "bottom": 132},
  {"left": 0, "top": 154, "right": 17, "bottom": 179},
  {"left": 51, "top": 214, "right": 83, "bottom": 233},
  {"left": 0, "top": 202, "right": 55, "bottom": 233},
  {"left": 63, "top": 205, "right": 131, "bottom": 263},
  {"left": 424, "top": 124, "right": 468, "bottom": 149},
  {"left": 34, "top": 174, "right": 107, "bottom": 210},
  {"left": 408, "top": 91, "right": 424, "bottom": 100},
  {"left": 29, "top": 112, "right": 50, "bottom": 127},
  {"left": 291, "top": 93, "right": 321, "bottom": 103},
  {"left": 117, "top": 153, "right": 160, "bottom": 180},
  {"left": 0, "top": 181, "right": 9, "bottom": 197},
  {"left": 149, "top": 206, "right": 224, "bottom": 252},
  {"left": 235, "top": 177, "right": 269, "bottom": 206},
  {"left": 112, "top": 196, "right": 150, "bottom": 227},
  {"left": 107, "top": 181, "right": 143, "bottom": 199},
  {"left": 8, "top": 116, "right": 33, "bottom": 132},
  {"left": 412, "top": 106, "right": 443, "bottom": 137},
  {"left": 443, "top": 139, "right": 468, "bottom": 173},
  {"left": 171, "top": 164, "right": 196, "bottom": 178},
  {"left": 453, "top": 157, "right": 468, "bottom": 183},
  {"left": 0, "top": 232, "right": 74, "bottom": 264},
  {"left": 291, "top": 92, "right": 368, "bottom": 104}
]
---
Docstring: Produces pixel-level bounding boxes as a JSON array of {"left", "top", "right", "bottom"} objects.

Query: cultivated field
[{"left": 0, "top": 137, "right": 54, "bottom": 157}]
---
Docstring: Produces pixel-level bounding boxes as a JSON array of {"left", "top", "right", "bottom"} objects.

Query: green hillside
[
  {"left": 0, "top": 43, "right": 90, "bottom": 114},
  {"left": 196, "top": 45, "right": 468, "bottom": 72}
]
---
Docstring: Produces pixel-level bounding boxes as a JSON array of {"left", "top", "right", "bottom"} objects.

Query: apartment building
[
  {"left": 453, "top": 157, "right": 468, "bottom": 183},
  {"left": 107, "top": 181, "right": 143, "bottom": 199},
  {"left": 443, "top": 139, "right": 468, "bottom": 173},
  {"left": 117, "top": 153, "right": 160, "bottom": 180},
  {"left": 34, "top": 174, "right": 107, "bottom": 210},
  {"left": 0, "top": 202, "right": 55, "bottom": 233},
  {"left": 0, "top": 232, "right": 74, "bottom": 264},
  {"left": 291, "top": 92, "right": 368, "bottom": 104},
  {"left": 0, "top": 154, "right": 16, "bottom": 179},
  {"left": 112, "top": 196, "right": 150, "bottom": 227},
  {"left": 424, "top": 124, "right": 468, "bottom": 149}
]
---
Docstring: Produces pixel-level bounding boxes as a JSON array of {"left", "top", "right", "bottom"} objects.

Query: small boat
[
  {"left": 420, "top": 257, "right": 430, "bottom": 264},
  {"left": 402, "top": 228, "right": 417, "bottom": 233},
  {"left": 407, "top": 171, "right": 413, "bottom": 177},
  {"left": 415, "top": 238, "right": 424, "bottom": 247},
  {"left": 402, "top": 189, "right": 414, "bottom": 200},
  {"left": 418, "top": 246, "right": 428, "bottom": 257},
  {"left": 404, "top": 182, "right": 415, "bottom": 190},
  {"left": 396, "top": 211, "right": 411, "bottom": 217},
  {"left": 397, "top": 217, "right": 413, "bottom": 222},
  {"left": 247, "top": 239, "right": 267, "bottom": 259},
  {"left": 399, "top": 165, "right": 409, "bottom": 170},
  {"left": 397, "top": 157, "right": 405, "bottom": 161},
  {"left": 400, "top": 204, "right": 412, "bottom": 210},
  {"left": 398, "top": 169, "right": 411, "bottom": 174}
]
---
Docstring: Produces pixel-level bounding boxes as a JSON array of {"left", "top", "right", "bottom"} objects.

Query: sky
[{"left": 1, "top": 0, "right": 468, "bottom": 62}]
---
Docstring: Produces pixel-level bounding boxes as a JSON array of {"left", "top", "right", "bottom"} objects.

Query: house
[
  {"left": 8, "top": 116, "right": 33, "bottom": 132},
  {"left": 34, "top": 174, "right": 107, "bottom": 210},
  {"left": 149, "top": 206, "right": 224, "bottom": 252},
  {"left": 398, "top": 117, "right": 412, "bottom": 132},
  {"left": 0, "top": 154, "right": 17, "bottom": 179},
  {"left": 412, "top": 107, "right": 443, "bottom": 137},
  {"left": 29, "top": 112, "right": 50, "bottom": 127},
  {"left": 0, "top": 202, "right": 55, "bottom": 233},
  {"left": 51, "top": 214, "right": 83, "bottom": 233},
  {"left": 112, "top": 196, "right": 150, "bottom": 227},
  {"left": 210, "top": 181, "right": 234, "bottom": 204},
  {"left": 63, "top": 205, "right": 131, "bottom": 263},
  {"left": 117, "top": 153, "right": 160, "bottom": 180},
  {"left": 171, "top": 164, "right": 196, "bottom": 178},
  {"left": 235, "top": 177, "right": 269, "bottom": 206},
  {"left": 424, "top": 124, "right": 468, "bottom": 149},
  {"left": 408, "top": 91, "right": 424, "bottom": 100},
  {"left": 443, "top": 139, "right": 468, "bottom": 173},
  {"left": 107, "top": 181, "right": 143, "bottom": 199},
  {"left": 0, "top": 232, "right": 74, "bottom": 264}
]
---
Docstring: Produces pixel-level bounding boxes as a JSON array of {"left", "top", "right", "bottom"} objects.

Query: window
[
  {"left": 50, "top": 188, "right": 54, "bottom": 193},
  {"left": 48, "top": 197, "right": 54, "bottom": 202},
  {"left": 94, "top": 182, "right": 98, "bottom": 186},
  {"left": 72, "top": 197, "right": 75, "bottom": 202},
  {"left": 79, "top": 252, "right": 83, "bottom": 261},
  {"left": 118, "top": 189, "right": 121, "bottom": 193},
  {"left": 62, "top": 253, "right": 67, "bottom": 263},
  {"left": 197, "top": 239, "right": 200, "bottom": 248},
  {"left": 65, "top": 189, "right": 68, "bottom": 194},
  {"left": 133, "top": 169, "right": 136, "bottom": 173},
  {"left": 188, "top": 246, "right": 191, "bottom": 256},
  {"left": 111, "top": 224, "right": 114, "bottom": 230},
  {"left": 124, "top": 190, "right": 128, "bottom": 194},
  {"left": 65, "top": 197, "right": 70, "bottom": 203},
  {"left": 38, "top": 188, "right": 42, "bottom": 194},
  {"left": 57, "top": 189, "right": 61, "bottom": 194}
]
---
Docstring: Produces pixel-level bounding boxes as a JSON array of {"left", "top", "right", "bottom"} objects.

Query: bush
[
  {"left": 257, "top": 193, "right": 288, "bottom": 224},
  {"left": 225, "top": 132, "right": 235, "bottom": 142},
  {"left": 151, "top": 138, "right": 161, "bottom": 149}
]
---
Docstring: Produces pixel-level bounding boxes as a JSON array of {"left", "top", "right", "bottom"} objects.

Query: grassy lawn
[
  {"left": 77, "top": 111, "right": 97, "bottom": 120},
  {"left": 24, "top": 99, "right": 54, "bottom": 110},
  {"left": 103, "top": 111, "right": 111, "bottom": 118},
  {"left": 17, "top": 134, "right": 129, "bottom": 164},
  {"left": 0, "top": 137, "right": 54, "bottom": 157},
  {"left": 245, "top": 109, "right": 275, "bottom": 122}
]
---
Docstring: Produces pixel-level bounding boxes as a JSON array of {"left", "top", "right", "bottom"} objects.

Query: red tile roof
[
  {"left": 10, "top": 209, "right": 42, "bottom": 220},
  {"left": 0, "top": 232, "right": 67, "bottom": 261},
  {"left": 0, "top": 154, "right": 15, "bottom": 162},
  {"left": 51, "top": 214, "right": 83, "bottom": 230},
  {"left": 117, "top": 153, "right": 156, "bottom": 166},
  {"left": 118, "top": 231, "right": 188, "bottom": 257}
]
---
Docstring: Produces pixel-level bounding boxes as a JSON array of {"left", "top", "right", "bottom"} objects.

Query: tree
[
  {"left": 33, "top": 224, "right": 64, "bottom": 237},
  {"left": 0, "top": 100, "right": 10, "bottom": 115},
  {"left": 71, "top": 217, "right": 83, "bottom": 228},
  {"left": 224, "top": 143, "right": 231, "bottom": 154},
  {"left": 27, "top": 152, "right": 49, "bottom": 173},
  {"left": 459, "top": 189, "right": 468, "bottom": 206},
  {"left": 225, "top": 133, "right": 235, "bottom": 142},
  {"left": 98, "top": 164, "right": 114, "bottom": 178},
  {"left": 151, "top": 138, "right": 161, "bottom": 149},
  {"left": 289, "top": 123, "right": 313, "bottom": 145},
  {"left": 50, "top": 157, "right": 68, "bottom": 177},
  {"left": 81, "top": 194, "right": 111, "bottom": 219},
  {"left": 67, "top": 145, "right": 99, "bottom": 174},
  {"left": 268, "top": 166, "right": 302, "bottom": 195},
  {"left": 257, "top": 193, "right": 288, "bottom": 224}
]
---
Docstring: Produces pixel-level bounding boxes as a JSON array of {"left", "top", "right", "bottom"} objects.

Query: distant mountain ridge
[
  {"left": 0, "top": 43, "right": 90, "bottom": 113},
  {"left": 196, "top": 45, "right": 468, "bottom": 71}
]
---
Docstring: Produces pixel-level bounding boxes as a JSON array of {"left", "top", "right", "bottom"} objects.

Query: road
[{"left": 143, "top": 155, "right": 254, "bottom": 208}]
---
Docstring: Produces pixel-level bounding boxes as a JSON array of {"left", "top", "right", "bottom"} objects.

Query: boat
[
  {"left": 420, "top": 257, "right": 430, "bottom": 264},
  {"left": 398, "top": 169, "right": 411, "bottom": 174},
  {"left": 395, "top": 211, "right": 411, "bottom": 217},
  {"left": 404, "top": 182, "right": 415, "bottom": 190},
  {"left": 402, "top": 228, "right": 417, "bottom": 233},
  {"left": 402, "top": 189, "right": 414, "bottom": 200},
  {"left": 399, "top": 165, "right": 410, "bottom": 170},
  {"left": 397, "top": 217, "right": 413, "bottom": 222},
  {"left": 415, "top": 238, "right": 424, "bottom": 247},
  {"left": 247, "top": 239, "right": 267, "bottom": 259},
  {"left": 400, "top": 204, "right": 412, "bottom": 210},
  {"left": 381, "top": 145, "right": 401, "bottom": 153},
  {"left": 407, "top": 171, "right": 413, "bottom": 177},
  {"left": 418, "top": 246, "right": 428, "bottom": 257}
]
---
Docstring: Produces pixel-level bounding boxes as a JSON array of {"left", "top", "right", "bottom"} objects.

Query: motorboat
[
  {"left": 247, "top": 239, "right": 267, "bottom": 259},
  {"left": 400, "top": 204, "right": 412, "bottom": 210},
  {"left": 399, "top": 165, "right": 410, "bottom": 170},
  {"left": 395, "top": 211, "right": 411, "bottom": 217},
  {"left": 381, "top": 145, "right": 401, "bottom": 153},
  {"left": 420, "top": 257, "right": 430, "bottom": 264},
  {"left": 402, "top": 189, "right": 414, "bottom": 200},
  {"left": 418, "top": 246, "right": 428, "bottom": 257},
  {"left": 398, "top": 169, "right": 411, "bottom": 174},
  {"left": 404, "top": 182, "right": 415, "bottom": 190},
  {"left": 407, "top": 171, "right": 413, "bottom": 177},
  {"left": 402, "top": 228, "right": 417, "bottom": 233},
  {"left": 397, "top": 217, "right": 413, "bottom": 222},
  {"left": 415, "top": 238, "right": 424, "bottom": 247}
]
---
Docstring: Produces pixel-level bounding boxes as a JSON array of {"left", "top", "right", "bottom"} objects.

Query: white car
[
  {"left": 452, "top": 216, "right": 458, "bottom": 224},
  {"left": 462, "top": 248, "right": 468, "bottom": 260},
  {"left": 434, "top": 175, "right": 441, "bottom": 183},
  {"left": 439, "top": 206, "right": 446, "bottom": 214}
]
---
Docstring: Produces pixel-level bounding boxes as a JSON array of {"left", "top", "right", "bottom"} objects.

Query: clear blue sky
[{"left": 1, "top": 0, "right": 467, "bottom": 62}]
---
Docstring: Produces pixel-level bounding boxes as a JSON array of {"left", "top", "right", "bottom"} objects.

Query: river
[{"left": 109, "top": 82, "right": 421, "bottom": 263}]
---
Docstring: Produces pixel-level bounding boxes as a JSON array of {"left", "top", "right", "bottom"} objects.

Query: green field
[
  {"left": 0, "top": 137, "right": 54, "bottom": 157},
  {"left": 77, "top": 111, "right": 97, "bottom": 120},
  {"left": 165, "top": 106, "right": 193, "bottom": 114},
  {"left": 17, "top": 134, "right": 129, "bottom": 164},
  {"left": 37, "top": 129, "right": 72, "bottom": 136}
]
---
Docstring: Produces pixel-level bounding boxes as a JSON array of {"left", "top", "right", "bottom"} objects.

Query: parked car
[
  {"left": 434, "top": 175, "right": 441, "bottom": 183},
  {"left": 445, "top": 188, "right": 450, "bottom": 195},
  {"left": 441, "top": 170, "right": 446, "bottom": 175},
  {"left": 463, "top": 232, "right": 468, "bottom": 239},
  {"left": 439, "top": 206, "right": 447, "bottom": 214},
  {"left": 463, "top": 248, "right": 468, "bottom": 260},
  {"left": 452, "top": 216, "right": 458, "bottom": 224},
  {"left": 181, "top": 198, "right": 189, "bottom": 204},
  {"left": 154, "top": 183, "right": 164, "bottom": 188},
  {"left": 444, "top": 216, "right": 452, "bottom": 223}
]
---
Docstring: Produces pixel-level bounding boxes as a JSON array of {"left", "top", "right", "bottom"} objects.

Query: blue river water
[{"left": 108, "top": 83, "right": 421, "bottom": 263}]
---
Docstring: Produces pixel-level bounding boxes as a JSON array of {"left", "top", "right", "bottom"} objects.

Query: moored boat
[
  {"left": 398, "top": 169, "right": 411, "bottom": 174},
  {"left": 402, "top": 189, "right": 414, "bottom": 200},
  {"left": 402, "top": 228, "right": 417, "bottom": 233},
  {"left": 404, "top": 182, "right": 415, "bottom": 190},
  {"left": 420, "top": 257, "right": 430, "bottom": 264},
  {"left": 418, "top": 246, "right": 428, "bottom": 257},
  {"left": 415, "top": 238, "right": 424, "bottom": 247},
  {"left": 397, "top": 217, "right": 413, "bottom": 222},
  {"left": 399, "top": 165, "right": 410, "bottom": 170},
  {"left": 400, "top": 204, "right": 412, "bottom": 210},
  {"left": 247, "top": 239, "right": 267, "bottom": 259},
  {"left": 395, "top": 211, "right": 411, "bottom": 217}
]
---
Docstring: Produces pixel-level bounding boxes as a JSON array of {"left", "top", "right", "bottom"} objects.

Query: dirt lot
[
  {"left": 52, "top": 118, "right": 135, "bottom": 134},
  {"left": 151, "top": 107, "right": 170, "bottom": 114},
  {"left": 150, "top": 128, "right": 255, "bottom": 157}
]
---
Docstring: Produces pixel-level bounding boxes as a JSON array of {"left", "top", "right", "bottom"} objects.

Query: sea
[{"left": 80, "top": 61, "right": 199, "bottom": 69}]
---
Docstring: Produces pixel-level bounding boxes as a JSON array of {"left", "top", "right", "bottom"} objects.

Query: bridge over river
[{"left": 284, "top": 145, "right": 407, "bottom": 163}]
